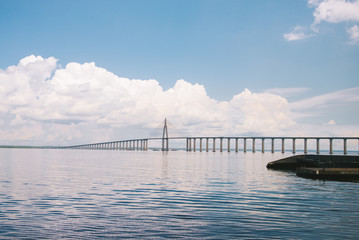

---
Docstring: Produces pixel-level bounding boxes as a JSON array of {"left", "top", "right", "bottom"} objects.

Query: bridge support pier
[
  {"left": 244, "top": 138, "right": 247, "bottom": 153},
  {"left": 344, "top": 138, "right": 347, "bottom": 154},
  {"left": 220, "top": 138, "right": 223, "bottom": 152},
  {"left": 281, "top": 138, "right": 285, "bottom": 153},
  {"left": 292, "top": 138, "right": 296, "bottom": 153},
  {"left": 252, "top": 138, "right": 255, "bottom": 153},
  {"left": 213, "top": 138, "right": 216, "bottom": 152},
  {"left": 262, "top": 138, "right": 265, "bottom": 153},
  {"left": 271, "top": 138, "right": 274, "bottom": 153}
]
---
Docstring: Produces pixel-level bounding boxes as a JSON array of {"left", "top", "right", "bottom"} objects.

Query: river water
[{"left": 0, "top": 148, "right": 358, "bottom": 239}]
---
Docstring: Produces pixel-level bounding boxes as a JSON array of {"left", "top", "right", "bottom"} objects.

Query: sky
[{"left": 0, "top": 0, "right": 358, "bottom": 146}]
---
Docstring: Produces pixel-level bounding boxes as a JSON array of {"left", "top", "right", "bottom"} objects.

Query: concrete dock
[
  {"left": 267, "top": 154, "right": 359, "bottom": 181},
  {"left": 266, "top": 154, "right": 359, "bottom": 170}
]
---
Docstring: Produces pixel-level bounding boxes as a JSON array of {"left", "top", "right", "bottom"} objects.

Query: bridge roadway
[{"left": 65, "top": 136, "right": 359, "bottom": 155}]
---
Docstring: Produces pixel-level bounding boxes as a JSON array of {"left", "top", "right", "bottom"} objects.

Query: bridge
[
  {"left": 62, "top": 119, "right": 359, "bottom": 155},
  {"left": 64, "top": 136, "right": 359, "bottom": 154}
]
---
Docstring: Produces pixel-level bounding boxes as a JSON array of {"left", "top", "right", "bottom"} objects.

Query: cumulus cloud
[
  {"left": 0, "top": 55, "right": 57, "bottom": 110},
  {"left": 229, "top": 89, "right": 295, "bottom": 134},
  {"left": 0, "top": 55, "right": 300, "bottom": 145},
  {"left": 1, "top": 55, "right": 359, "bottom": 146},
  {"left": 312, "top": 0, "right": 359, "bottom": 26},
  {"left": 347, "top": 24, "right": 359, "bottom": 43}
]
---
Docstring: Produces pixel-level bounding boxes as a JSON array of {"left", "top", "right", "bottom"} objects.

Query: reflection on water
[{"left": 0, "top": 149, "right": 358, "bottom": 239}]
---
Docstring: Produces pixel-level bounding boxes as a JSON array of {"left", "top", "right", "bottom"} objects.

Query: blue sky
[
  {"left": 1, "top": 0, "right": 357, "bottom": 98},
  {"left": 0, "top": 0, "right": 358, "bottom": 145}
]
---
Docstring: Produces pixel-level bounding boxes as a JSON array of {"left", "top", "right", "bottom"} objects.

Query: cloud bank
[{"left": 0, "top": 56, "right": 358, "bottom": 145}]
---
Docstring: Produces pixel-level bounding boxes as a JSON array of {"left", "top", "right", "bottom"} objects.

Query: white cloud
[
  {"left": 347, "top": 24, "right": 359, "bottom": 43},
  {"left": 229, "top": 89, "right": 296, "bottom": 134},
  {"left": 283, "top": 26, "right": 313, "bottom": 41},
  {"left": 290, "top": 87, "right": 359, "bottom": 111},
  {"left": 1, "top": 56, "right": 358, "bottom": 145},
  {"left": 0, "top": 55, "right": 300, "bottom": 145},
  {"left": 264, "top": 87, "right": 310, "bottom": 97},
  {"left": 312, "top": 0, "right": 359, "bottom": 26},
  {"left": 328, "top": 120, "right": 336, "bottom": 125},
  {"left": 308, "top": 0, "right": 320, "bottom": 7},
  {"left": 285, "top": 0, "right": 359, "bottom": 42},
  {"left": 0, "top": 55, "right": 57, "bottom": 109},
  {"left": 287, "top": 123, "right": 359, "bottom": 138}
]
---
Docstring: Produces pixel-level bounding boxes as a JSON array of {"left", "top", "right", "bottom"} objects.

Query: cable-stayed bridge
[
  {"left": 3, "top": 119, "right": 359, "bottom": 154},
  {"left": 63, "top": 119, "right": 358, "bottom": 154},
  {"left": 64, "top": 136, "right": 359, "bottom": 155}
]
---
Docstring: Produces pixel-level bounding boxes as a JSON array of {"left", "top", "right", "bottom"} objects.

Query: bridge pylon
[{"left": 162, "top": 118, "right": 169, "bottom": 151}]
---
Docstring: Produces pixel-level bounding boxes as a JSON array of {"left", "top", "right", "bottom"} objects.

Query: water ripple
[{"left": 0, "top": 149, "right": 358, "bottom": 239}]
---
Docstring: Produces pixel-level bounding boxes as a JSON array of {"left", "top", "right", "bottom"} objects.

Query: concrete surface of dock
[{"left": 267, "top": 154, "right": 359, "bottom": 181}]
